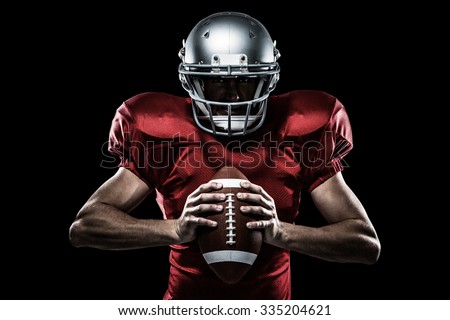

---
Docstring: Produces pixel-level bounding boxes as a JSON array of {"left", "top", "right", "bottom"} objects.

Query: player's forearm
[
  {"left": 273, "top": 219, "right": 380, "bottom": 264},
  {"left": 69, "top": 203, "right": 179, "bottom": 250}
]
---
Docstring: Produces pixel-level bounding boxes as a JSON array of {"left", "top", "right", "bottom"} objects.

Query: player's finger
[
  {"left": 236, "top": 192, "right": 273, "bottom": 209},
  {"left": 239, "top": 181, "right": 272, "bottom": 201},
  {"left": 246, "top": 219, "right": 272, "bottom": 229},
  {"left": 191, "top": 192, "right": 226, "bottom": 206},
  {"left": 187, "top": 203, "right": 223, "bottom": 216},
  {"left": 193, "top": 216, "right": 218, "bottom": 228},
  {"left": 190, "top": 181, "right": 223, "bottom": 198},
  {"left": 240, "top": 205, "right": 273, "bottom": 218}
]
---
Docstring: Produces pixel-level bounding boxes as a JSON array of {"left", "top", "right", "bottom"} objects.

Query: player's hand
[
  {"left": 238, "top": 181, "right": 282, "bottom": 245},
  {"left": 175, "top": 181, "right": 225, "bottom": 244}
]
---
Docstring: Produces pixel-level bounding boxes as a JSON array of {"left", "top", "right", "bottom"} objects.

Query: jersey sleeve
[
  {"left": 108, "top": 102, "right": 155, "bottom": 190},
  {"left": 304, "top": 98, "right": 353, "bottom": 192}
]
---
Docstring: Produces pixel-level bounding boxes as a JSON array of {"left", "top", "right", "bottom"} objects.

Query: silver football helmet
[{"left": 178, "top": 12, "right": 281, "bottom": 136}]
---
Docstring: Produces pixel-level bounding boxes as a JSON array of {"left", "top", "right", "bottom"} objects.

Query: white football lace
[{"left": 225, "top": 193, "right": 236, "bottom": 245}]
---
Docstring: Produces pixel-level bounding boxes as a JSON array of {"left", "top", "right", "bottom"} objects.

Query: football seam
[
  {"left": 210, "top": 178, "right": 249, "bottom": 246},
  {"left": 225, "top": 193, "right": 236, "bottom": 245}
]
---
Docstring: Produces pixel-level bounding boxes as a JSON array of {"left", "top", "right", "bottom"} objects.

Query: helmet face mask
[{"left": 178, "top": 12, "right": 280, "bottom": 136}]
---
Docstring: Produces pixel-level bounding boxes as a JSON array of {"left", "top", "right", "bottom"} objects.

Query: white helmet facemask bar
[
  {"left": 189, "top": 90, "right": 269, "bottom": 136},
  {"left": 180, "top": 69, "right": 276, "bottom": 136},
  {"left": 179, "top": 61, "right": 279, "bottom": 136}
]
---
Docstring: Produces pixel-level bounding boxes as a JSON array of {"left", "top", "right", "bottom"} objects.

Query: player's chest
[{"left": 159, "top": 141, "right": 302, "bottom": 211}]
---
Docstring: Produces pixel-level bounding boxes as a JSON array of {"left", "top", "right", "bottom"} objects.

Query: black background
[{"left": 6, "top": 3, "right": 447, "bottom": 300}]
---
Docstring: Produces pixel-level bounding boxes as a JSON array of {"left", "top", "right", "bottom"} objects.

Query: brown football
[{"left": 197, "top": 166, "right": 262, "bottom": 284}]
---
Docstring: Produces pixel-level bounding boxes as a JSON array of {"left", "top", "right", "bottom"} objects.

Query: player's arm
[
  {"left": 69, "top": 167, "right": 222, "bottom": 250},
  {"left": 286, "top": 172, "right": 380, "bottom": 264},
  {"left": 243, "top": 172, "right": 381, "bottom": 264}
]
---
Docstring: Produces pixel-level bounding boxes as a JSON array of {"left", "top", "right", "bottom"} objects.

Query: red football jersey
[{"left": 108, "top": 90, "right": 353, "bottom": 299}]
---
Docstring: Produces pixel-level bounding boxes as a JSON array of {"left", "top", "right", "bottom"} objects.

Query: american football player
[{"left": 69, "top": 11, "right": 380, "bottom": 299}]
